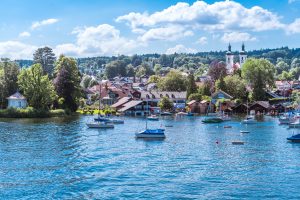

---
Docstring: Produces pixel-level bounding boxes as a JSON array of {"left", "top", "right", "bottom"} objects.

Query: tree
[
  {"left": 291, "top": 58, "right": 300, "bottom": 68},
  {"left": 154, "top": 64, "right": 162, "bottom": 75},
  {"left": 279, "top": 71, "right": 293, "bottom": 81},
  {"left": 223, "top": 75, "right": 247, "bottom": 100},
  {"left": 275, "top": 61, "right": 289, "bottom": 75},
  {"left": 54, "top": 56, "right": 82, "bottom": 112},
  {"left": 198, "top": 80, "right": 212, "bottom": 96},
  {"left": 186, "top": 74, "right": 197, "bottom": 99},
  {"left": 126, "top": 64, "right": 135, "bottom": 77},
  {"left": 105, "top": 60, "right": 127, "bottom": 78},
  {"left": 215, "top": 76, "right": 226, "bottom": 92},
  {"left": 159, "top": 97, "right": 174, "bottom": 111},
  {"left": 33, "top": 47, "right": 56, "bottom": 76},
  {"left": 208, "top": 61, "right": 227, "bottom": 81},
  {"left": 290, "top": 67, "right": 300, "bottom": 80},
  {"left": 148, "top": 75, "right": 161, "bottom": 83},
  {"left": 188, "top": 93, "right": 202, "bottom": 101},
  {"left": 158, "top": 70, "right": 186, "bottom": 91},
  {"left": 242, "top": 58, "right": 276, "bottom": 101},
  {"left": 18, "top": 64, "right": 56, "bottom": 109},
  {"left": 135, "top": 62, "right": 154, "bottom": 77},
  {"left": 0, "top": 59, "right": 20, "bottom": 107}
]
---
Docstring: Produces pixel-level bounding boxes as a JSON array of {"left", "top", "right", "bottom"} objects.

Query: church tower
[
  {"left": 226, "top": 43, "right": 234, "bottom": 72},
  {"left": 239, "top": 43, "right": 247, "bottom": 67}
]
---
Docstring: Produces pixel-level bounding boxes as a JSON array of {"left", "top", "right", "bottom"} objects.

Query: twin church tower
[{"left": 226, "top": 43, "right": 247, "bottom": 72}]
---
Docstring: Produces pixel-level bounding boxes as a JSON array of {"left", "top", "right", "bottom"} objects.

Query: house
[
  {"left": 140, "top": 91, "right": 187, "bottom": 109},
  {"left": 7, "top": 92, "right": 27, "bottom": 109},
  {"left": 249, "top": 101, "right": 270, "bottom": 115},
  {"left": 211, "top": 90, "right": 234, "bottom": 112},
  {"left": 111, "top": 97, "right": 132, "bottom": 110},
  {"left": 232, "top": 103, "right": 249, "bottom": 113},
  {"left": 118, "top": 100, "right": 148, "bottom": 116},
  {"left": 187, "top": 100, "right": 211, "bottom": 114}
]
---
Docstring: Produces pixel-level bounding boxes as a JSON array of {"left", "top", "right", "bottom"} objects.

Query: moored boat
[
  {"left": 202, "top": 117, "right": 223, "bottom": 123},
  {"left": 87, "top": 122, "right": 114, "bottom": 128},
  {"left": 160, "top": 112, "right": 172, "bottom": 116},
  {"left": 287, "top": 133, "right": 300, "bottom": 142},
  {"left": 242, "top": 116, "right": 257, "bottom": 124},
  {"left": 289, "top": 119, "right": 300, "bottom": 128},
  {"left": 147, "top": 115, "right": 159, "bottom": 121},
  {"left": 135, "top": 129, "right": 166, "bottom": 138}
]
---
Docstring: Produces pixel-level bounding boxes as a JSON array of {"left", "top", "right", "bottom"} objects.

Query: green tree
[
  {"left": 0, "top": 59, "right": 20, "bottom": 107},
  {"left": 186, "top": 74, "right": 197, "bottom": 99},
  {"left": 105, "top": 60, "right": 127, "bottom": 78},
  {"left": 136, "top": 62, "right": 154, "bottom": 77},
  {"left": 275, "top": 61, "right": 289, "bottom": 75},
  {"left": 126, "top": 64, "right": 135, "bottom": 77},
  {"left": 215, "top": 76, "right": 226, "bottom": 92},
  {"left": 223, "top": 75, "right": 247, "bottom": 100},
  {"left": 242, "top": 58, "right": 276, "bottom": 101},
  {"left": 158, "top": 70, "right": 186, "bottom": 91},
  {"left": 154, "top": 64, "right": 162, "bottom": 75},
  {"left": 198, "top": 80, "right": 212, "bottom": 96},
  {"left": 279, "top": 71, "right": 293, "bottom": 81},
  {"left": 33, "top": 47, "right": 56, "bottom": 76},
  {"left": 188, "top": 93, "right": 202, "bottom": 101},
  {"left": 54, "top": 56, "right": 82, "bottom": 112},
  {"left": 159, "top": 97, "right": 174, "bottom": 111},
  {"left": 148, "top": 75, "right": 161, "bottom": 83},
  {"left": 18, "top": 64, "right": 56, "bottom": 109}
]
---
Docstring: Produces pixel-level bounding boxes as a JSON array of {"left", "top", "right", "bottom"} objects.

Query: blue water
[{"left": 0, "top": 115, "right": 300, "bottom": 199}]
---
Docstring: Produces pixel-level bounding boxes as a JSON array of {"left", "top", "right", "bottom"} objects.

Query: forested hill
[{"left": 15, "top": 47, "right": 300, "bottom": 73}]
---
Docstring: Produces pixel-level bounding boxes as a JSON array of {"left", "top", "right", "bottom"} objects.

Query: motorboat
[
  {"left": 94, "top": 116, "right": 124, "bottom": 124},
  {"left": 241, "top": 116, "right": 257, "bottom": 124},
  {"left": 135, "top": 129, "right": 165, "bottom": 138},
  {"left": 289, "top": 119, "right": 300, "bottom": 128},
  {"left": 176, "top": 112, "right": 188, "bottom": 116},
  {"left": 240, "top": 130, "right": 250, "bottom": 133},
  {"left": 232, "top": 141, "right": 245, "bottom": 145},
  {"left": 279, "top": 112, "right": 296, "bottom": 125},
  {"left": 287, "top": 133, "right": 300, "bottom": 142},
  {"left": 86, "top": 122, "right": 114, "bottom": 128},
  {"left": 147, "top": 115, "right": 159, "bottom": 121},
  {"left": 160, "top": 112, "right": 172, "bottom": 116},
  {"left": 202, "top": 117, "right": 223, "bottom": 123}
]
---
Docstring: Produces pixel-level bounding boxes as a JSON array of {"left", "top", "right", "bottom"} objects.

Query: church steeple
[
  {"left": 239, "top": 43, "right": 247, "bottom": 67},
  {"left": 226, "top": 44, "right": 234, "bottom": 72}
]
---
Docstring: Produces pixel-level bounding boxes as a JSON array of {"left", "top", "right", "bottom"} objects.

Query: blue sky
[{"left": 0, "top": 0, "right": 300, "bottom": 59}]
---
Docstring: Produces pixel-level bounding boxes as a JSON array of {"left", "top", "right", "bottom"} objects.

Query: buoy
[{"left": 216, "top": 141, "right": 219, "bottom": 144}]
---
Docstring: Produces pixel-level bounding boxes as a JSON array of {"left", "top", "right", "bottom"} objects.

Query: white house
[{"left": 7, "top": 92, "right": 28, "bottom": 109}]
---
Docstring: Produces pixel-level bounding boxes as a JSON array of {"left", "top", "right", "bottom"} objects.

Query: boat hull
[
  {"left": 135, "top": 129, "right": 165, "bottom": 138},
  {"left": 86, "top": 123, "right": 114, "bottom": 128}
]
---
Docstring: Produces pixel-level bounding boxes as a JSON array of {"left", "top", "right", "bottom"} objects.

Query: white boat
[
  {"left": 135, "top": 129, "right": 165, "bottom": 138},
  {"left": 87, "top": 122, "right": 114, "bottom": 128},
  {"left": 242, "top": 116, "right": 257, "bottom": 124},
  {"left": 147, "top": 115, "right": 159, "bottom": 121},
  {"left": 289, "top": 119, "right": 300, "bottom": 128},
  {"left": 94, "top": 116, "right": 124, "bottom": 124},
  {"left": 279, "top": 116, "right": 295, "bottom": 125},
  {"left": 240, "top": 130, "right": 250, "bottom": 133}
]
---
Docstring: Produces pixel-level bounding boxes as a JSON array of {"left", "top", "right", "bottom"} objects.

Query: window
[{"left": 18, "top": 101, "right": 22, "bottom": 108}]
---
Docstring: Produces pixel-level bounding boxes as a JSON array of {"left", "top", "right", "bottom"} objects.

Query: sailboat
[
  {"left": 135, "top": 101, "right": 165, "bottom": 138},
  {"left": 241, "top": 101, "right": 257, "bottom": 124},
  {"left": 86, "top": 80, "right": 115, "bottom": 128},
  {"left": 93, "top": 80, "right": 124, "bottom": 124}
]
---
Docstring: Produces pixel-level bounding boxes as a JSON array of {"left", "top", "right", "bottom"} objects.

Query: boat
[
  {"left": 87, "top": 122, "right": 114, "bottom": 128},
  {"left": 186, "top": 112, "right": 194, "bottom": 116},
  {"left": 232, "top": 141, "right": 245, "bottom": 145},
  {"left": 135, "top": 129, "right": 166, "bottom": 138},
  {"left": 289, "top": 119, "right": 300, "bottom": 128},
  {"left": 176, "top": 112, "right": 188, "bottom": 116},
  {"left": 136, "top": 101, "right": 166, "bottom": 139},
  {"left": 202, "top": 117, "right": 223, "bottom": 123},
  {"left": 160, "top": 112, "right": 172, "bottom": 116},
  {"left": 240, "top": 130, "right": 250, "bottom": 133},
  {"left": 147, "top": 115, "right": 159, "bottom": 121},
  {"left": 241, "top": 101, "right": 257, "bottom": 124},
  {"left": 242, "top": 116, "right": 257, "bottom": 124},
  {"left": 224, "top": 125, "right": 232, "bottom": 128},
  {"left": 279, "top": 113, "right": 296, "bottom": 125},
  {"left": 287, "top": 133, "right": 300, "bottom": 142},
  {"left": 94, "top": 116, "right": 124, "bottom": 124}
]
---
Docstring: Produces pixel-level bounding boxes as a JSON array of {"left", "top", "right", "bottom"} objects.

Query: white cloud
[
  {"left": 0, "top": 41, "right": 37, "bottom": 59},
  {"left": 197, "top": 37, "right": 208, "bottom": 45},
  {"left": 31, "top": 18, "right": 59, "bottom": 30},
  {"left": 117, "top": 1, "right": 284, "bottom": 32},
  {"left": 55, "top": 24, "right": 143, "bottom": 57},
  {"left": 19, "top": 31, "right": 31, "bottom": 37},
  {"left": 165, "top": 44, "right": 197, "bottom": 54},
  {"left": 286, "top": 18, "right": 300, "bottom": 34},
  {"left": 221, "top": 32, "right": 257, "bottom": 43},
  {"left": 288, "top": 0, "right": 299, "bottom": 4},
  {"left": 138, "top": 25, "right": 193, "bottom": 42}
]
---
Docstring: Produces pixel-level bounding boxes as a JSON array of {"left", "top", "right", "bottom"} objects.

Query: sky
[{"left": 0, "top": 0, "right": 300, "bottom": 59}]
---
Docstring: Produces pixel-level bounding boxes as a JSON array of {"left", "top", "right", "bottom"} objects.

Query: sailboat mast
[{"left": 99, "top": 80, "right": 101, "bottom": 116}]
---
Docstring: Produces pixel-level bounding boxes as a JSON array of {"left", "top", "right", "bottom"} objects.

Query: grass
[{"left": 0, "top": 107, "right": 67, "bottom": 118}]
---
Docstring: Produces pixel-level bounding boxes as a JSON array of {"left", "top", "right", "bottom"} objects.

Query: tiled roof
[
  {"left": 111, "top": 97, "right": 131, "bottom": 108},
  {"left": 118, "top": 100, "right": 143, "bottom": 112},
  {"left": 140, "top": 91, "right": 187, "bottom": 99}
]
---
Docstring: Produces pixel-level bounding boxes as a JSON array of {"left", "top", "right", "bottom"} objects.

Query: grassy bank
[{"left": 0, "top": 107, "right": 67, "bottom": 118}]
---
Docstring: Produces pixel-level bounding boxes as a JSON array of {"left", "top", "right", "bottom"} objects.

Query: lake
[{"left": 0, "top": 115, "right": 300, "bottom": 199}]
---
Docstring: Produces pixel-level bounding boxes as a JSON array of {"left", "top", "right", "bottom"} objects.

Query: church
[{"left": 226, "top": 43, "right": 247, "bottom": 73}]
